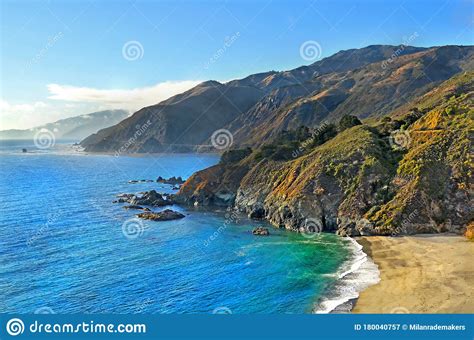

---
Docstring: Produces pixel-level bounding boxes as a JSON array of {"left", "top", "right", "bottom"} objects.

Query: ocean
[{"left": 0, "top": 140, "right": 377, "bottom": 314}]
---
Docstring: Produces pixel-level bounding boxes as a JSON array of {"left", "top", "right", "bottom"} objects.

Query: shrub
[
  {"left": 220, "top": 147, "right": 252, "bottom": 164},
  {"left": 338, "top": 115, "right": 362, "bottom": 131}
]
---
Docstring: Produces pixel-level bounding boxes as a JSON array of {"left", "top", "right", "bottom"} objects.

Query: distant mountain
[
  {"left": 0, "top": 110, "right": 129, "bottom": 140},
  {"left": 81, "top": 45, "right": 474, "bottom": 153}
]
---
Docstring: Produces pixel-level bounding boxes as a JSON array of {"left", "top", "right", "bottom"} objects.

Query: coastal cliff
[{"left": 176, "top": 72, "right": 474, "bottom": 236}]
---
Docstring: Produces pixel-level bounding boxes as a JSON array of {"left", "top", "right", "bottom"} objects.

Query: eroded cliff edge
[{"left": 176, "top": 72, "right": 474, "bottom": 236}]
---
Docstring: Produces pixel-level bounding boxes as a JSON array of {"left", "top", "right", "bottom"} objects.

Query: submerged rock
[
  {"left": 128, "top": 179, "right": 154, "bottom": 183},
  {"left": 137, "top": 209, "right": 185, "bottom": 221},
  {"left": 252, "top": 226, "right": 270, "bottom": 236},
  {"left": 123, "top": 205, "right": 150, "bottom": 211}
]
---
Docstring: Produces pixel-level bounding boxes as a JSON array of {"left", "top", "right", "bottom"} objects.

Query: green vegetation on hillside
[{"left": 179, "top": 72, "right": 474, "bottom": 236}]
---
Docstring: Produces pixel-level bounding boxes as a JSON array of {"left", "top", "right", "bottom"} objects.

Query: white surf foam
[{"left": 313, "top": 237, "right": 380, "bottom": 314}]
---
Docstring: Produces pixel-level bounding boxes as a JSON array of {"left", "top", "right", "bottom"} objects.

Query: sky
[{"left": 0, "top": 0, "right": 473, "bottom": 130}]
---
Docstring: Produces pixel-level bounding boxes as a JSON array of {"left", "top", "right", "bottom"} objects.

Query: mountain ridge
[
  {"left": 81, "top": 44, "right": 473, "bottom": 153},
  {"left": 0, "top": 109, "right": 129, "bottom": 140}
]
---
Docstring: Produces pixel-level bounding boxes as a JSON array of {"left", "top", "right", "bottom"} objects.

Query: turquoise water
[{"left": 0, "top": 140, "right": 353, "bottom": 314}]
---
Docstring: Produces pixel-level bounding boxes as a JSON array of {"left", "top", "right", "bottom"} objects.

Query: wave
[{"left": 312, "top": 237, "right": 380, "bottom": 314}]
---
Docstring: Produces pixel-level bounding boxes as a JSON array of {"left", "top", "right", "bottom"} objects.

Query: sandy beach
[{"left": 353, "top": 235, "right": 474, "bottom": 313}]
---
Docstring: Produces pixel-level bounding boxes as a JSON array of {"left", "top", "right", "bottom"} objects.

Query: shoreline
[
  {"left": 313, "top": 237, "right": 380, "bottom": 314},
  {"left": 352, "top": 234, "right": 474, "bottom": 313}
]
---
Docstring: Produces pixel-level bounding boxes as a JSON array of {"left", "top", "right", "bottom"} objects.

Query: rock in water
[
  {"left": 252, "top": 226, "right": 270, "bottom": 236},
  {"left": 123, "top": 205, "right": 150, "bottom": 211},
  {"left": 137, "top": 209, "right": 185, "bottom": 221},
  {"left": 115, "top": 190, "right": 173, "bottom": 207},
  {"left": 157, "top": 176, "right": 185, "bottom": 185}
]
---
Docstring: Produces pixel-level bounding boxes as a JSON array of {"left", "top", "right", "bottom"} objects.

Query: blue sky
[{"left": 1, "top": 0, "right": 473, "bottom": 129}]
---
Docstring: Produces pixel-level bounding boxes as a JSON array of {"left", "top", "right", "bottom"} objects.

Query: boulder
[
  {"left": 252, "top": 226, "right": 270, "bottom": 236},
  {"left": 137, "top": 209, "right": 185, "bottom": 221}
]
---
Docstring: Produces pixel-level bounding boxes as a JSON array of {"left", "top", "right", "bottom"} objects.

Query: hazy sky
[{"left": 1, "top": 0, "right": 473, "bottom": 129}]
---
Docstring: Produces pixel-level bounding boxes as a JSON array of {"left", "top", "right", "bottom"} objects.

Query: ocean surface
[{"left": 0, "top": 140, "right": 375, "bottom": 314}]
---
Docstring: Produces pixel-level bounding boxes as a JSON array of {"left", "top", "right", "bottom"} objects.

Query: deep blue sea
[{"left": 0, "top": 140, "right": 369, "bottom": 314}]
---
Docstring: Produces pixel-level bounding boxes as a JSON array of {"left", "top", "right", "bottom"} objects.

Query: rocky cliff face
[{"left": 177, "top": 72, "right": 473, "bottom": 236}]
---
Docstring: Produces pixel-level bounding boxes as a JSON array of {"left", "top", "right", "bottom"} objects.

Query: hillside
[
  {"left": 0, "top": 109, "right": 129, "bottom": 140},
  {"left": 176, "top": 72, "right": 474, "bottom": 236},
  {"left": 80, "top": 81, "right": 264, "bottom": 152},
  {"left": 230, "top": 45, "right": 474, "bottom": 146},
  {"left": 80, "top": 44, "right": 474, "bottom": 153}
]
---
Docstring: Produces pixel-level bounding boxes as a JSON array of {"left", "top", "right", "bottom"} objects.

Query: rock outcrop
[
  {"left": 137, "top": 209, "right": 185, "bottom": 221},
  {"left": 177, "top": 72, "right": 474, "bottom": 236},
  {"left": 114, "top": 190, "right": 174, "bottom": 207}
]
